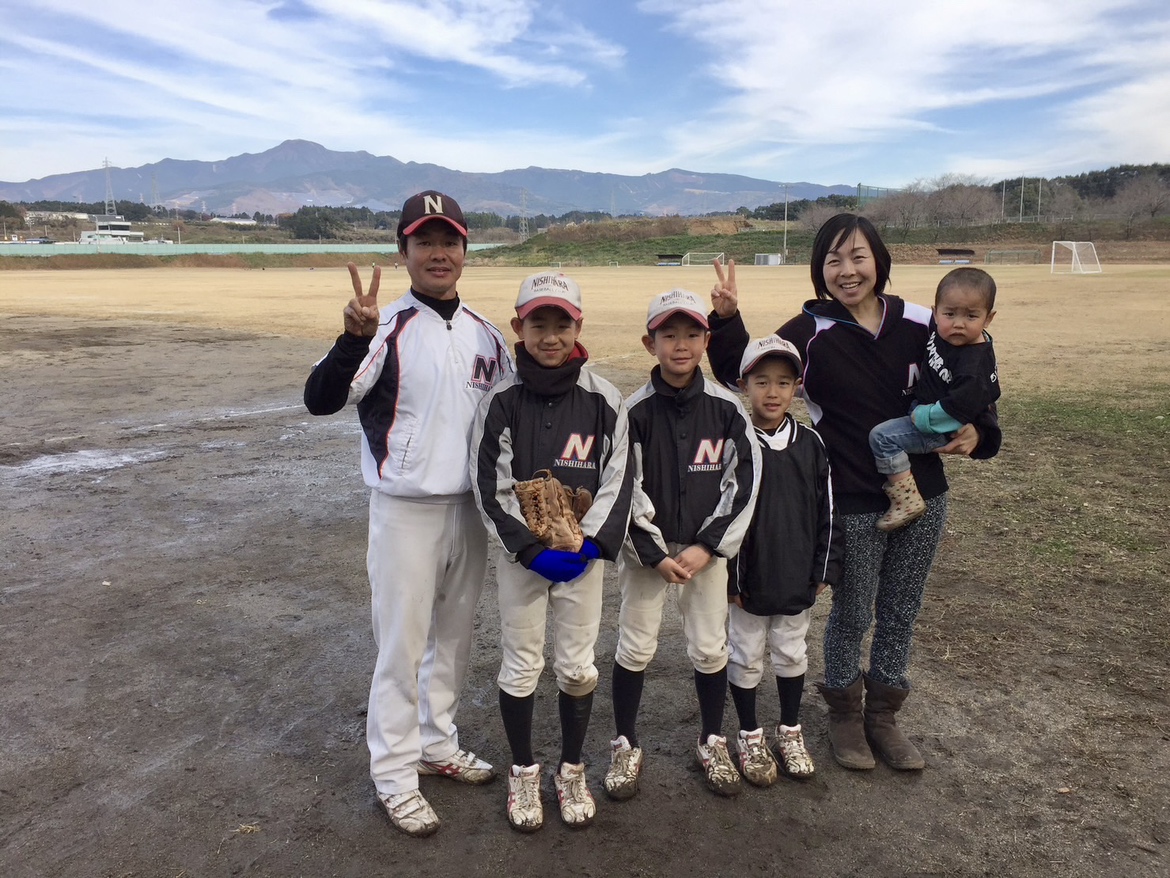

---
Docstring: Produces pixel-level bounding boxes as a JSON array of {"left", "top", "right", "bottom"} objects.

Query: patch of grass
[
  {"left": 471, "top": 230, "right": 817, "bottom": 268},
  {"left": 923, "top": 387, "right": 1169, "bottom": 694},
  {"left": 1003, "top": 393, "right": 1170, "bottom": 435}
]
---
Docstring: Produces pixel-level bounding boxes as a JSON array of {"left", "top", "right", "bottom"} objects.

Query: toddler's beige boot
[{"left": 876, "top": 474, "right": 927, "bottom": 532}]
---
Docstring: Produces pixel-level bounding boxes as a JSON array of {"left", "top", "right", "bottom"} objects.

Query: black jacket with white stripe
[
  {"left": 728, "top": 415, "right": 842, "bottom": 617},
  {"left": 471, "top": 343, "right": 633, "bottom": 567},
  {"left": 624, "top": 366, "right": 760, "bottom": 569}
]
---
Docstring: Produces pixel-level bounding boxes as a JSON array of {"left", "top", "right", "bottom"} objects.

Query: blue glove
[
  {"left": 529, "top": 548, "right": 588, "bottom": 583},
  {"left": 580, "top": 538, "right": 602, "bottom": 561}
]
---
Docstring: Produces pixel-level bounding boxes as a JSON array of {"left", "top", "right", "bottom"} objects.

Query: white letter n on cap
[{"left": 423, "top": 194, "right": 443, "bottom": 215}]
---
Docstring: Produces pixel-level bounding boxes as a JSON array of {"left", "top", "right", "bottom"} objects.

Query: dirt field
[{"left": 1, "top": 264, "right": 1167, "bottom": 877}]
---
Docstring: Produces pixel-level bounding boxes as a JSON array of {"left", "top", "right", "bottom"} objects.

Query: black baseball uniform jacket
[
  {"left": 624, "top": 366, "right": 760, "bottom": 568},
  {"left": 728, "top": 414, "right": 842, "bottom": 617},
  {"left": 709, "top": 295, "right": 1002, "bottom": 515},
  {"left": 914, "top": 328, "right": 1000, "bottom": 426},
  {"left": 471, "top": 343, "right": 634, "bottom": 567}
]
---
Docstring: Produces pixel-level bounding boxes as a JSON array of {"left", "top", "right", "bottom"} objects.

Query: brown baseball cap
[{"left": 397, "top": 190, "right": 468, "bottom": 237}]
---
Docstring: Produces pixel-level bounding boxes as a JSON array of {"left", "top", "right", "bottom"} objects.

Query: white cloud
[
  {"left": 637, "top": 0, "right": 1170, "bottom": 180},
  {"left": 0, "top": 0, "right": 1166, "bottom": 184}
]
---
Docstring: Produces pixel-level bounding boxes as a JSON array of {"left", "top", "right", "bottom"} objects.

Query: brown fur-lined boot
[
  {"left": 816, "top": 676, "right": 875, "bottom": 770},
  {"left": 863, "top": 674, "right": 926, "bottom": 770},
  {"left": 876, "top": 474, "right": 927, "bottom": 532}
]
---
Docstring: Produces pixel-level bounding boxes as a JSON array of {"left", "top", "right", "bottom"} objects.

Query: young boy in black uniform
[
  {"left": 727, "top": 336, "right": 842, "bottom": 784},
  {"left": 603, "top": 289, "right": 761, "bottom": 801},
  {"left": 869, "top": 267, "right": 1000, "bottom": 530},
  {"left": 471, "top": 272, "right": 633, "bottom": 832}
]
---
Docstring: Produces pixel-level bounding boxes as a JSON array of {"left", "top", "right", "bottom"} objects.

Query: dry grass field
[
  {"left": 1, "top": 263, "right": 1168, "bottom": 877},
  {"left": 4, "top": 262, "right": 1168, "bottom": 388}
]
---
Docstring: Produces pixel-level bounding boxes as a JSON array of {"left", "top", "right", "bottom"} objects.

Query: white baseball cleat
[
  {"left": 554, "top": 762, "right": 596, "bottom": 828},
  {"left": 378, "top": 789, "right": 440, "bottom": 838},
  {"left": 603, "top": 735, "right": 643, "bottom": 801},
  {"left": 506, "top": 763, "right": 543, "bottom": 832},
  {"left": 417, "top": 748, "right": 497, "bottom": 784},
  {"left": 776, "top": 723, "right": 816, "bottom": 778},
  {"left": 697, "top": 733, "right": 742, "bottom": 797},
  {"left": 736, "top": 727, "right": 779, "bottom": 787}
]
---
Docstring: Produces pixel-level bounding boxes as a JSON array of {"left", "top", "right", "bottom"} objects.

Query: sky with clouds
[{"left": 2, "top": 0, "right": 1168, "bottom": 188}]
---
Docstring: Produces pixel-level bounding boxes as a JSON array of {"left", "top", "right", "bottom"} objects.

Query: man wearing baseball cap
[{"left": 304, "top": 191, "right": 514, "bottom": 837}]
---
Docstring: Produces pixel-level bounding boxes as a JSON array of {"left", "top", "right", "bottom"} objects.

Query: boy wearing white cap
[
  {"left": 471, "top": 272, "right": 633, "bottom": 832},
  {"left": 727, "top": 336, "right": 842, "bottom": 784},
  {"left": 604, "top": 289, "right": 761, "bottom": 801}
]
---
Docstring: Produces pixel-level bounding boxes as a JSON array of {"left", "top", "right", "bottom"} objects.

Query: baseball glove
[{"left": 513, "top": 469, "right": 593, "bottom": 552}]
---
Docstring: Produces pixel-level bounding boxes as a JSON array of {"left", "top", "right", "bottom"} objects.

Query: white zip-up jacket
[{"left": 305, "top": 290, "right": 513, "bottom": 499}]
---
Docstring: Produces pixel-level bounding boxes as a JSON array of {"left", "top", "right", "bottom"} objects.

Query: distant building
[
  {"left": 79, "top": 215, "right": 145, "bottom": 245},
  {"left": 25, "top": 210, "right": 90, "bottom": 225}
]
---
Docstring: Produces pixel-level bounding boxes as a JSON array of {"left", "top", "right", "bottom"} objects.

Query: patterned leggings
[{"left": 822, "top": 492, "right": 948, "bottom": 690}]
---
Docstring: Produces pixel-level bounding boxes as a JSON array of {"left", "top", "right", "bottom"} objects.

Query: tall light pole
[{"left": 782, "top": 184, "right": 789, "bottom": 260}]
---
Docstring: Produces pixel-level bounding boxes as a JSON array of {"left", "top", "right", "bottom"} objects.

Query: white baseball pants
[
  {"left": 614, "top": 551, "right": 729, "bottom": 674},
  {"left": 365, "top": 491, "right": 488, "bottom": 796},
  {"left": 727, "top": 605, "right": 811, "bottom": 687},
  {"left": 495, "top": 552, "right": 604, "bottom": 699}
]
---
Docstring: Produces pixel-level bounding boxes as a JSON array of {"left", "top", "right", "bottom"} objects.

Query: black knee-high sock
[
  {"left": 729, "top": 682, "right": 759, "bottom": 732},
  {"left": 777, "top": 674, "right": 805, "bottom": 728},
  {"left": 694, "top": 667, "right": 728, "bottom": 740},
  {"left": 558, "top": 690, "right": 594, "bottom": 766},
  {"left": 499, "top": 689, "right": 536, "bottom": 766},
  {"left": 611, "top": 662, "right": 644, "bottom": 747}
]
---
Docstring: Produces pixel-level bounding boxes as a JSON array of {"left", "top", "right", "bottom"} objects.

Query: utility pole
[
  {"left": 519, "top": 189, "right": 530, "bottom": 241},
  {"left": 103, "top": 158, "right": 116, "bottom": 216},
  {"left": 782, "top": 184, "right": 789, "bottom": 259}
]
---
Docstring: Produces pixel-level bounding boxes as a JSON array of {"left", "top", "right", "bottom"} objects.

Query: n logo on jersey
[
  {"left": 689, "top": 438, "right": 724, "bottom": 472},
  {"left": 694, "top": 439, "right": 724, "bottom": 464},
  {"left": 561, "top": 434, "right": 595, "bottom": 461},
  {"left": 468, "top": 355, "right": 502, "bottom": 391},
  {"left": 556, "top": 433, "right": 597, "bottom": 470}
]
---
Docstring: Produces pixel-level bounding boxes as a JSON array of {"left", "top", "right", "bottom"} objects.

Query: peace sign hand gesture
[
  {"left": 342, "top": 262, "right": 381, "bottom": 337},
  {"left": 710, "top": 258, "right": 738, "bottom": 319}
]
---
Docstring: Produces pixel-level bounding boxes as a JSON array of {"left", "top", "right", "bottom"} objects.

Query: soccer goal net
[
  {"left": 682, "top": 251, "right": 725, "bottom": 266},
  {"left": 1050, "top": 241, "right": 1102, "bottom": 274},
  {"left": 754, "top": 253, "right": 784, "bottom": 266}
]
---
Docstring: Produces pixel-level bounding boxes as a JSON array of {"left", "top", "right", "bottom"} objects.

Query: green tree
[{"left": 281, "top": 207, "right": 342, "bottom": 239}]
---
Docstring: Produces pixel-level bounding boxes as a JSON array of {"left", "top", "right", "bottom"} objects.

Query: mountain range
[{"left": 0, "top": 140, "right": 854, "bottom": 217}]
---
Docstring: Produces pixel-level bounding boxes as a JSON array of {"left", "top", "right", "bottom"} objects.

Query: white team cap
[
  {"left": 739, "top": 335, "right": 803, "bottom": 380},
  {"left": 515, "top": 272, "right": 583, "bottom": 320},
  {"left": 646, "top": 288, "right": 709, "bottom": 331}
]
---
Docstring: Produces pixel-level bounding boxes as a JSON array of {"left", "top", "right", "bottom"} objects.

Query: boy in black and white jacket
[
  {"left": 603, "top": 289, "right": 761, "bottom": 802},
  {"left": 471, "top": 272, "right": 633, "bottom": 833},
  {"left": 725, "top": 335, "right": 842, "bottom": 784}
]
